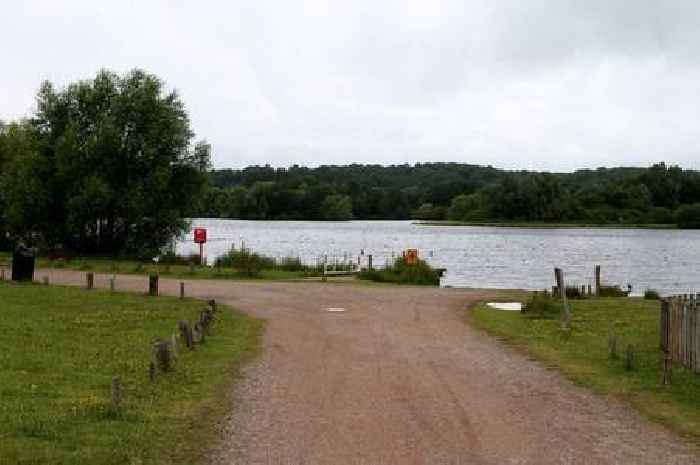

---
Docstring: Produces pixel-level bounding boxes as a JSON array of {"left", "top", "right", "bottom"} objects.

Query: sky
[{"left": 2, "top": 0, "right": 700, "bottom": 171}]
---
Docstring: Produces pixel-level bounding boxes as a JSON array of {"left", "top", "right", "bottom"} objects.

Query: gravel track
[{"left": 38, "top": 270, "right": 699, "bottom": 465}]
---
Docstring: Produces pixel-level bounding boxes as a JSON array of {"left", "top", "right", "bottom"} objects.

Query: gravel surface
[{"left": 37, "top": 270, "right": 700, "bottom": 465}]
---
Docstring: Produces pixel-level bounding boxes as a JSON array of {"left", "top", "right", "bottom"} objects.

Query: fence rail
[{"left": 660, "top": 294, "right": 700, "bottom": 373}]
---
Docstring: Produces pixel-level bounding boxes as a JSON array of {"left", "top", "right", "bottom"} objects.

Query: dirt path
[{"left": 38, "top": 270, "right": 699, "bottom": 464}]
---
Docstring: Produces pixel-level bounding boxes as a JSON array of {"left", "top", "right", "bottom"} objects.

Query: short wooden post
[
  {"left": 556, "top": 268, "right": 571, "bottom": 330},
  {"left": 368, "top": 254, "right": 373, "bottom": 270},
  {"left": 86, "top": 272, "right": 94, "bottom": 290},
  {"left": 595, "top": 265, "right": 601, "bottom": 296},
  {"left": 111, "top": 376, "right": 121, "bottom": 411},
  {"left": 178, "top": 320, "right": 194, "bottom": 350},
  {"left": 0, "top": 268, "right": 5, "bottom": 280},
  {"left": 170, "top": 334, "right": 179, "bottom": 360},
  {"left": 208, "top": 299, "right": 216, "bottom": 313},
  {"left": 662, "top": 351, "right": 672, "bottom": 385},
  {"left": 608, "top": 330, "right": 618, "bottom": 359},
  {"left": 625, "top": 344, "right": 635, "bottom": 370},
  {"left": 109, "top": 277, "right": 115, "bottom": 293},
  {"left": 148, "top": 274, "right": 159, "bottom": 296},
  {"left": 587, "top": 284, "right": 592, "bottom": 296},
  {"left": 179, "top": 282, "right": 185, "bottom": 299},
  {"left": 154, "top": 340, "right": 172, "bottom": 372},
  {"left": 42, "top": 276, "right": 49, "bottom": 286}
]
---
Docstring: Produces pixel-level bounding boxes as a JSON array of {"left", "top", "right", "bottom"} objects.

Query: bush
[
  {"left": 357, "top": 256, "right": 440, "bottom": 286},
  {"left": 675, "top": 203, "right": 700, "bottom": 229},
  {"left": 598, "top": 285, "right": 627, "bottom": 297},
  {"left": 522, "top": 293, "right": 560, "bottom": 318},
  {"left": 565, "top": 285, "right": 586, "bottom": 299},
  {"left": 276, "top": 256, "right": 305, "bottom": 272},
  {"left": 644, "top": 289, "right": 661, "bottom": 300},
  {"left": 215, "top": 248, "right": 275, "bottom": 276}
]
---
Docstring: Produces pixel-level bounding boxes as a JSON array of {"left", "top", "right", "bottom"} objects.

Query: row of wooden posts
[
  {"left": 660, "top": 294, "right": 700, "bottom": 383},
  {"left": 79, "top": 272, "right": 187, "bottom": 299},
  {"left": 111, "top": 298, "right": 218, "bottom": 411}
]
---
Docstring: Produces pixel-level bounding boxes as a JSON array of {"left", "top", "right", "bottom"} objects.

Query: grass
[
  {"left": 0, "top": 281, "right": 263, "bottom": 465},
  {"left": 471, "top": 297, "right": 700, "bottom": 441},
  {"left": 0, "top": 252, "right": 312, "bottom": 281}
]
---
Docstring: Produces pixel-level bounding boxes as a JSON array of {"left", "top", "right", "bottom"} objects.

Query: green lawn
[
  {"left": 471, "top": 297, "right": 700, "bottom": 441},
  {"left": 0, "top": 252, "right": 313, "bottom": 281},
  {"left": 0, "top": 282, "right": 263, "bottom": 465}
]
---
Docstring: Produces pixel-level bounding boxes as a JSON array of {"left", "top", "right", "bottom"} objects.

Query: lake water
[{"left": 176, "top": 219, "right": 700, "bottom": 295}]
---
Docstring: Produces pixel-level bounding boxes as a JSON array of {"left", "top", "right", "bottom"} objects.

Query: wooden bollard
[
  {"left": 193, "top": 322, "right": 205, "bottom": 344},
  {"left": 587, "top": 284, "right": 592, "bottom": 296},
  {"left": 111, "top": 376, "right": 121, "bottom": 411},
  {"left": 170, "top": 334, "right": 179, "bottom": 360},
  {"left": 625, "top": 344, "right": 635, "bottom": 371},
  {"left": 148, "top": 274, "right": 159, "bottom": 296},
  {"left": 43, "top": 276, "right": 49, "bottom": 286},
  {"left": 368, "top": 254, "right": 373, "bottom": 270},
  {"left": 180, "top": 282, "right": 185, "bottom": 299},
  {"left": 608, "top": 331, "right": 618, "bottom": 359},
  {"left": 662, "top": 351, "right": 672, "bottom": 385},
  {"left": 595, "top": 265, "right": 601, "bottom": 296},
  {"left": 86, "top": 272, "right": 94, "bottom": 290},
  {"left": 154, "top": 340, "right": 172, "bottom": 372},
  {"left": 0, "top": 268, "right": 5, "bottom": 280},
  {"left": 178, "top": 320, "right": 194, "bottom": 350},
  {"left": 208, "top": 299, "right": 216, "bottom": 313},
  {"left": 110, "top": 277, "right": 115, "bottom": 293}
]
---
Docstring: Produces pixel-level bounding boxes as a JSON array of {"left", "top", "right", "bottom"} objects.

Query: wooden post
[
  {"left": 86, "top": 272, "right": 94, "bottom": 290},
  {"left": 595, "top": 265, "right": 601, "bottom": 296},
  {"left": 556, "top": 268, "right": 571, "bottom": 330},
  {"left": 587, "top": 284, "right": 592, "bottom": 296},
  {"left": 149, "top": 362, "right": 156, "bottom": 382},
  {"left": 111, "top": 376, "right": 121, "bottom": 411},
  {"left": 662, "top": 351, "right": 672, "bottom": 385},
  {"left": 208, "top": 299, "right": 216, "bottom": 313},
  {"left": 553, "top": 268, "right": 563, "bottom": 298},
  {"left": 608, "top": 329, "right": 618, "bottom": 359},
  {"left": 42, "top": 276, "right": 49, "bottom": 286},
  {"left": 178, "top": 320, "right": 194, "bottom": 350},
  {"left": 110, "top": 277, "right": 115, "bottom": 293},
  {"left": 154, "top": 340, "right": 172, "bottom": 372},
  {"left": 148, "top": 274, "right": 159, "bottom": 296},
  {"left": 0, "top": 268, "right": 5, "bottom": 280},
  {"left": 170, "top": 334, "right": 179, "bottom": 360},
  {"left": 368, "top": 254, "right": 373, "bottom": 270},
  {"left": 180, "top": 282, "right": 185, "bottom": 299},
  {"left": 625, "top": 344, "right": 635, "bottom": 371}
]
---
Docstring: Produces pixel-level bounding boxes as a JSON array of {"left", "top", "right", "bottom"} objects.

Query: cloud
[{"left": 2, "top": 0, "right": 700, "bottom": 170}]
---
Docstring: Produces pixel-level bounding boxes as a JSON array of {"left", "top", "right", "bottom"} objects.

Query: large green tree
[{"left": 1, "top": 69, "right": 209, "bottom": 255}]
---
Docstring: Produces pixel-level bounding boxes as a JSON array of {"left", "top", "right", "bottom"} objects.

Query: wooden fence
[{"left": 660, "top": 294, "right": 700, "bottom": 373}]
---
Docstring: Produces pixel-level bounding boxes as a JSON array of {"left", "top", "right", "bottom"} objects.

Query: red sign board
[
  {"left": 405, "top": 249, "right": 418, "bottom": 265},
  {"left": 193, "top": 228, "right": 207, "bottom": 244}
]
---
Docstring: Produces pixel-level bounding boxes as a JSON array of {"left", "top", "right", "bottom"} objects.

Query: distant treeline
[{"left": 197, "top": 163, "right": 700, "bottom": 227}]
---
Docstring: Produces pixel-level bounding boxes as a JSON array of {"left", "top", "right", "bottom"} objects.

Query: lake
[{"left": 176, "top": 219, "right": 700, "bottom": 295}]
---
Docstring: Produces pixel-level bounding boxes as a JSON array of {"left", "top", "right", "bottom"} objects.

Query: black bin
[{"left": 12, "top": 246, "right": 35, "bottom": 281}]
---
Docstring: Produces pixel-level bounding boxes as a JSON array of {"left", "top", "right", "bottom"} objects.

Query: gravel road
[{"left": 38, "top": 270, "right": 699, "bottom": 465}]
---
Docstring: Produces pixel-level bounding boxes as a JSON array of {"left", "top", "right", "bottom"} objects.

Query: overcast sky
[{"left": 2, "top": 1, "right": 700, "bottom": 171}]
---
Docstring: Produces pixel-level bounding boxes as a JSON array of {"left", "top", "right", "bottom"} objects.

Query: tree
[
  {"left": 675, "top": 203, "right": 700, "bottom": 229},
  {"left": 2, "top": 69, "right": 208, "bottom": 255},
  {"left": 447, "top": 193, "right": 484, "bottom": 221},
  {"left": 320, "top": 194, "right": 353, "bottom": 220}
]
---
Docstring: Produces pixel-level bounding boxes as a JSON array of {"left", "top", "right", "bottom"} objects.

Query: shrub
[
  {"left": 215, "top": 248, "right": 275, "bottom": 276},
  {"left": 675, "top": 203, "right": 700, "bottom": 229},
  {"left": 160, "top": 251, "right": 200, "bottom": 265},
  {"left": 522, "top": 293, "right": 560, "bottom": 319},
  {"left": 565, "top": 285, "right": 586, "bottom": 299},
  {"left": 598, "top": 285, "right": 627, "bottom": 297},
  {"left": 276, "top": 256, "right": 305, "bottom": 272},
  {"left": 357, "top": 256, "right": 440, "bottom": 286},
  {"left": 644, "top": 289, "right": 661, "bottom": 300}
]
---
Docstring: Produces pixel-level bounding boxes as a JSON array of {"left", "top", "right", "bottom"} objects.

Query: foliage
[
  {"left": 472, "top": 297, "right": 700, "bottom": 440},
  {"left": 357, "top": 256, "right": 440, "bottom": 286},
  {"left": 674, "top": 203, "right": 700, "bottom": 229},
  {"left": 644, "top": 289, "right": 661, "bottom": 300},
  {"left": 598, "top": 285, "right": 627, "bottom": 297},
  {"left": 0, "top": 282, "right": 262, "bottom": 465},
  {"left": 320, "top": 194, "right": 353, "bottom": 220},
  {"left": 197, "top": 162, "right": 700, "bottom": 225},
  {"left": 521, "top": 292, "right": 560, "bottom": 318},
  {"left": 0, "top": 70, "right": 209, "bottom": 255},
  {"left": 214, "top": 248, "right": 275, "bottom": 276}
]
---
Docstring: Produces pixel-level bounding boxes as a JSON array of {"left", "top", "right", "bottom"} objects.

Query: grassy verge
[
  {"left": 471, "top": 297, "right": 700, "bottom": 441},
  {"left": 0, "top": 281, "right": 263, "bottom": 465},
  {"left": 0, "top": 252, "right": 312, "bottom": 281}
]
